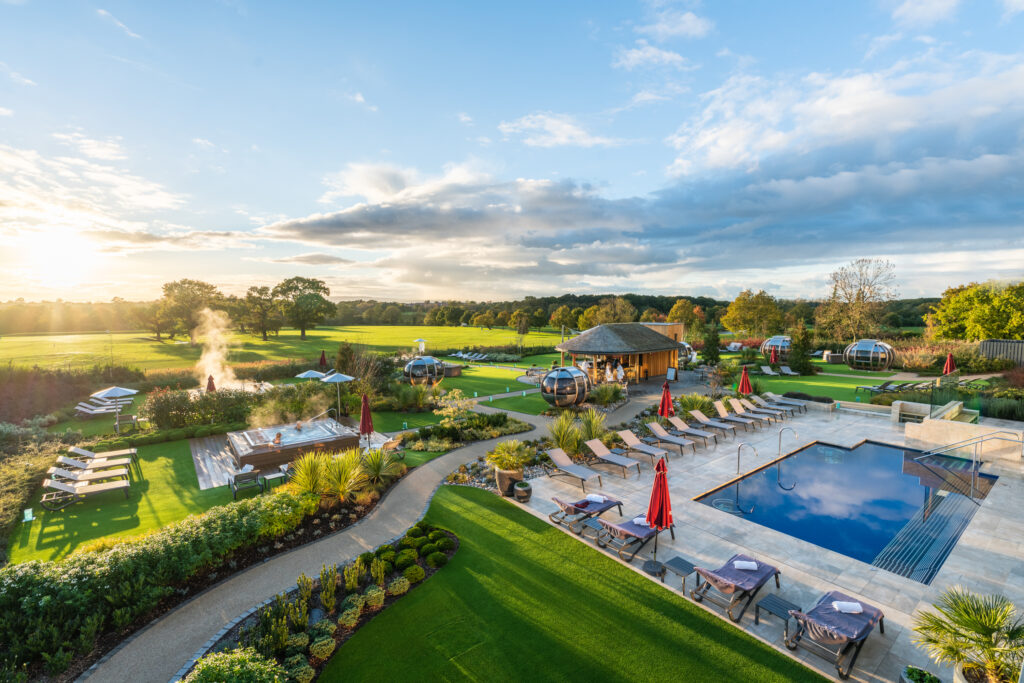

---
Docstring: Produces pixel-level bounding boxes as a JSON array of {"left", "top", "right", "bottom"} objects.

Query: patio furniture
[
  {"left": 749, "top": 395, "right": 797, "bottom": 416},
  {"left": 595, "top": 516, "right": 674, "bottom": 563},
  {"left": 616, "top": 430, "right": 668, "bottom": 464},
  {"left": 642, "top": 559, "right": 666, "bottom": 579},
  {"left": 778, "top": 366, "right": 800, "bottom": 376},
  {"left": 545, "top": 448, "right": 602, "bottom": 492},
  {"left": 74, "top": 403, "right": 118, "bottom": 417},
  {"left": 57, "top": 455, "right": 133, "bottom": 471},
  {"left": 46, "top": 465, "right": 129, "bottom": 483},
  {"left": 40, "top": 477, "right": 131, "bottom": 511},
  {"left": 760, "top": 366, "right": 780, "bottom": 376},
  {"left": 230, "top": 470, "right": 265, "bottom": 499},
  {"left": 713, "top": 401, "right": 759, "bottom": 430},
  {"left": 262, "top": 470, "right": 287, "bottom": 489},
  {"left": 855, "top": 380, "right": 893, "bottom": 394},
  {"left": 810, "top": 350, "right": 824, "bottom": 358},
  {"left": 691, "top": 553, "right": 781, "bottom": 622},
  {"left": 738, "top": 398, "right": 786, "bottom": 420},
  {"left": 89, "top": 396, "right": 133, "bottom": 407},
  {"left": 761, "top": 394, "right": 807, "bottom": 413},
  {"left": 727, "top": 398, "right": 776, "bottom": 424},
  {"left": 755, "top": 593, "right": 802, "bottom": 639},
  {"left": 647, "top": 422, "right": 696, "bottom": 455},
  {"left": 664, "top": 556, "right": 697, "bottom": 592},
  {"left": 549, "top": 495, "right": 623, "bottom": 535},
  {"left": 585, "top": 439, "right": 641, "bottom": 478},
  {"left": 69, "top": 446, "right": 138, "bottom": 463},
  {"left": 785, "top": 590, "right": 885, "bottom": 680},
  {"left": 688, "top": 409, "right": 738, "bottom": 436},
  {"left": 666, "top": 416, "right": 717, "bottom": 446}
]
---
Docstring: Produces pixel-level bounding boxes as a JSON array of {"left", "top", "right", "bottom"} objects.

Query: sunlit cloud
[
  {"left": 498, "top": 112, "right": 622, "bottom": 147},
  {"left": 96, "top": 8, "right": 142, "bottom": 39}
]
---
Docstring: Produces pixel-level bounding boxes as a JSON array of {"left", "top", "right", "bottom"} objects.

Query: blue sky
[{"left": 1, "top": 0, "right": 1023, "bottom": 302}]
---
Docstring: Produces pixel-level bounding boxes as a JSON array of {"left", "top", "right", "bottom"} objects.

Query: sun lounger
[
  {"left": 549, "top": 495, "right": 623, "bottom": 535},
  {"left": 810, "top": 350, "right": 823, "bottom": 358},
  {"left": 728, "top": 398, "right": 777, "bottom": 424},
  {"left": 74, "top": 403, "right": 118, "bottom": 416},
  {"left": 689, "top": 409, "right": 738, "bottom": 436},
  {"left": 779, "top": 366, "right": 800, "bottom": 376},
  {"left": 647, "top": 422, "right": 696, "bottom": 455},
  {"left": 69, "top": 446, "right": 138, "bottom": 463},
  {"left": 545, "top": 448, "right": 603, "bottom": 492},
  {"left": 616, "top": 430, "right": 668, "bottom": 464},
  {"left": 40, "top": 477, "right": 131, "bottom": 510},
  {"left": 738, "top": 398, "right": 786, "bottom": 420},
  {"left": 666, "top": 416, "right": 718, "bottom": 446},
  {"left": 57, "top": 455, "right": 133, "bottom": 471},
  {"left": 713, "top": 401, "right": 758, "bottom": 430},
  {"left": 596, "top": 516, "right": 674, "bottom": 562},
  {"left": 855, "top": 380, "right": 893, "bottom": 394},
  {"left": 47, "top": 465, "right": 129, "bottom": 483},
  {"left": 726, "top": 342, "right": 743, "bottom": 352},
  {"left": 785, "top": 591, "right": 885, "bottom": 680},
  {"left": 691, "top": 553, "right": 781, "bottom": 622},
  {"left": 749, "top": 395, "right": 797, "bottom": 416},
  {"left": 762, "top": 393, "right": 807, "bottom": 413},
  {"left": 89, "top": 397, "right": 133, "bottom": 407},
  {"left": 585, "top": 439, "right": 641, "bottom": 478},
  {"left": 760, "top": 365, "right": 780, "bottom": 376}
]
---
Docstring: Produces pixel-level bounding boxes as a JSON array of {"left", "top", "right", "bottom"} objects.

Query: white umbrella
[
  {"left": 414, "top": 338, "right": 426, "bottom": 353},
  {"left": 295, "top": 370, "right": 326, "bottom": 380},
  {"left": 91, "top": 386, "right": 138, "bottom": 434},
  {"left": 321, "top": 372, "right": 356, "bottom": 416}
]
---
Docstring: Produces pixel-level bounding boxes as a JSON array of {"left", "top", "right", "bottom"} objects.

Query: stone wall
[{"left": 905, "top": 419, "right": 1023, "bottom": 463}]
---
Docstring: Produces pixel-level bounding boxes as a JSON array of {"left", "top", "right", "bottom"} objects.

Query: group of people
[{"left": 577, "top": 359, "right": 626, "bottom": 384}]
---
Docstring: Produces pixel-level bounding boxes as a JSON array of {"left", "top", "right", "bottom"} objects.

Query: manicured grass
[
  {"left": 8, "top": 440, "right": 234, "bottom": 563},
  {"left": 321, "top": 486, "right": 823, "bottom": 682},
  {"left": 0, "top": 325, "right": 561, "bottom": 372},
  {"left": 442, "top": 365, "right": 527, "bottom": 398},
  {"left": 371, "top": 410, "right": 442, "bottom": 433},
  {"left": 401, "top": 450, "right": 448, "bottom": 467},
  {"left": 755, "top": 374, "right": 877, "bottom": 402},
  {"left": 487, "top": 392, "right": 549, "bottom": 415},
  {"left": 810, "top": 360, "right": 895, "bottom": 378},
  {"left": 47, "top": 393, "right": 149, "bottom": 438}
]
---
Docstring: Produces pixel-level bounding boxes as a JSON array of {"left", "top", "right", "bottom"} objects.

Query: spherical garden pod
[
  {"left": 403, "top": 356, "right": 446, "bottom": 385},
  {"left": 540, "top": 366, "right": 592, "bottom": 407},
  {"left": 843, "top": 339, "right": 895, "bottom": 371},
  {"left": 759, "top": 335, "right": 791, "bottom": 361}
]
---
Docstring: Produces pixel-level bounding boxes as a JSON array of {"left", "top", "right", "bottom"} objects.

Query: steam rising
[{"left": 194, "top": 308, "right": 238, "bottom": 390}]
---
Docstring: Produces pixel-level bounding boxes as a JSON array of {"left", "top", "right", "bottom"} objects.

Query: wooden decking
[{"left": 189, "top": 435, "right": 238, "bottom": 490}]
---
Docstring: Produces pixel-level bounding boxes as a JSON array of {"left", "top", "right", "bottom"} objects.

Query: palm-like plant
[
  {"left": 324, "top": 449, "right": 367, "bottom": 503},
  {"left": 486, "top": 440, "right": 532, "bottom": 471},
  {"left": 361, "top": 448, "right": 404, "bottom": 492},
  {"left": 578, "top": 408, "right": 606, "bottom": 443},
  {"left": 913, "top": 586, "right": 1024, "bottom": 683},
  {"left": 288, "top": 452, "right": 326, "bottom": 496},
  {"left": 548, "top": 410, "right": 581, "bottom": 456}
]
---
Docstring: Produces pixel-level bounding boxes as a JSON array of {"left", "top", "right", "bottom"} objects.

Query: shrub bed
[{"left": 405, "top": 411, "right": 531, "bottom": 451}]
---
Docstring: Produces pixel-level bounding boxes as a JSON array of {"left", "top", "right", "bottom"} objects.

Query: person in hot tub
[{"left": 273, "top": 432, "right": 283, "bottom": 445}]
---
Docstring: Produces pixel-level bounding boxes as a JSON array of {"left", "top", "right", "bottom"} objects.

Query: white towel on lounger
[
  {"left": 832, "top": 601, "right": 863, "bottom": 614},
  {"left": 631, "top": 516, "right": 649, "bottom": 527},
  {"left": 733, "top": 560, "right": 758, "bottom": 571},
  {"left": 240, "top": 464, "right": 254, "bottom": 473},
  {"left": 585, "top": 494, "right": 607, "bottom": 503}
]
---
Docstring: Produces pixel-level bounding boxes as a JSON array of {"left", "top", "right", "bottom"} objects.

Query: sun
[{"left": 19, "top": 230, "right": 105, "bottom": 289}]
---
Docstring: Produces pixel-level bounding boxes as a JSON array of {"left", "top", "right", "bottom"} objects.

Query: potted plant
[
  {"left": 513, "top": 480, "right": 532, "bottom": 503},
  {"left": 486, "top": 440, "right": 532, "bottom": 497},
  {"left": 900, "top": 665, "right": 940, "bottom": 683},
  {"left": 913, "top": 587, "right": 1024, "bottom": 683}
]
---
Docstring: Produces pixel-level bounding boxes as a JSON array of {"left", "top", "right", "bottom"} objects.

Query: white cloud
[
  {"left": 192, "top": 137, "right": 216, "bottom": 148},
  {"left": 347, "top": 92, "right": 378, "bottom": 112},
  {"left": 0, "top": 62, "right": 35, "bottom": 86},
  {"left": 1002, "top": 0, "right": 1024, "bottom": 15},
  {"left": 613, "top": 40, "right": 689, "bottom": 70},
  {"left": 52, "top": 131, "right": 127, "bottom": 160},
  {"left": 892, "top": 0, "right": 960, "bottom": 26},
  {"left": 498, "top": 112, "right": 621, "bottom": 148},
  {"left": 457, "top": 112, "right": 473, "bottom": 124},
  {"left": 0, "top": 107, "right": 11, "bottom": 117},
  {"left": 96, "top": 9, "right": 142, "bottom": 39},
  {"left": 635, "top": 10, "right": 713, "bottom": 40},
  {"left": 864, "top": 33, "right": 903, "bottom": 60}
]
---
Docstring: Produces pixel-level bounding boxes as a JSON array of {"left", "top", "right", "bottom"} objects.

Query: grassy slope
[
  {"left": 487, "top": 392, "right": 549, "bottom": 415},
  {"left": 0, "top": 326, "right": 561, "bottom": 372},
  {"left": 321, "top": 486, "right": 822, "bottom": 682},
  {"left": 8, "top": 440, "right": 233, "bottom": 563}
]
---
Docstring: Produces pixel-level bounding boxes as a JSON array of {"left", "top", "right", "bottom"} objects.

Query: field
[
  {"left": 321, "top": 486, "right": 822, "bottom": 682},
  {"left": 0, "top": 325, "right": 562, "bottom": 373}
]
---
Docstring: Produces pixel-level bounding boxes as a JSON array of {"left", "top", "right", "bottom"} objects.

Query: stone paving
[{"left": 522, "top": 408, "right": 1024, "bottom": 683}]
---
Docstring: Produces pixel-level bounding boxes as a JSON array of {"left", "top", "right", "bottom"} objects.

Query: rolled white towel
[
  {"left": 240, "top": 464, "right": 255, "bottom": 473},
  {"left": 631, "top": 516, "right": 650, "bottom": 527},
  {"left": 585, "top": 494, "right": 607, "bottom": 503},
  {"left": 832, "top": 601, "right": 863, "bottom": 614},
  {"left": 733, "top": 560, "right": 759, "bottom": 571}
]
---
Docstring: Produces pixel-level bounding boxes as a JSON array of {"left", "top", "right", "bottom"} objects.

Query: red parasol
[
  {"left": 206, "top": 375, "right": 216, "bottom": 392},
  {"left": 658, "top": 380, "right": 675, "bottom": 417},
  {"left": 645, "top": 457, "right": 673, "bottom": 559},
  {"left": 738, "top": 366, "right": 752, "bottom": 395},
  {"left": 359, "top": 394, "right": 374, "bottom": 447},
  {"left": 942, "top": 353, "right": 956, "bottom": 375},
  {"left": 319, "top": 350, "right": 328, "bottom": 370},
  {"left": 769, "top": 347, "right": 778, "bottom": 365}
]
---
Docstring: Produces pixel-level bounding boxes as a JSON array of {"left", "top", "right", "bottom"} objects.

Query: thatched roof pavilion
[{"left": 556, "top": 323, "right": 687, "bottom": 382}]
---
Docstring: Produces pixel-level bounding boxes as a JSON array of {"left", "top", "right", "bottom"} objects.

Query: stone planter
[
  {"left": 900, "top": 666, "right": 941, "bottom": 683},
  {"left": 494, "top": 467, "right": 523, "bottom": 497},
  {"left": 513, "top": 481, "right": 532, "bottom": 503}
]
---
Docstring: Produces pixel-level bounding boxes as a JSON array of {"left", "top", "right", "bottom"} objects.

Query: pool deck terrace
[{"left": 522, "top": 409, "right": 1024, "bottom": 682}]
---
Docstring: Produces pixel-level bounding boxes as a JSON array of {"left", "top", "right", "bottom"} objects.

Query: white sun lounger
[
  {"left": 69, "top": 446, "right": 138, "bottom": 462},
  {"left": 57, "top": 455, "right": 133, "bottom": 471},
  {"left": 47, "top": 466, "right": 129, "bottom": 482},
  {"left": 40, "top": 477, "right": 131, "bottom": 510},
  {"left": 760, "top": 366, "right": 780, "bottom": 376}
]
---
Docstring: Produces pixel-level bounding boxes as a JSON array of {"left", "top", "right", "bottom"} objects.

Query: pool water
[
  {"left": 245, "top": 421, "right": 340, "bottom": 446},
  {"left": 695, "top": 440, "right": 997, "bottom": 584}
]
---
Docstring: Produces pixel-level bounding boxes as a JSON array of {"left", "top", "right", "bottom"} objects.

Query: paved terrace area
[{"left": 523, "top": 409, "right": 1024, "bottom": 683}]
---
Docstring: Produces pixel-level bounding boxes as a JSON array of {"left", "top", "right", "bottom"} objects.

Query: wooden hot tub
[{"left": 226, "top": 418, "right": 360, "bottom": 470}]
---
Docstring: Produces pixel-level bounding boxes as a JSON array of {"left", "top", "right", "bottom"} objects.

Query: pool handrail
[{"left": 736, "top": 442, "right": 759, "bottom": 474}]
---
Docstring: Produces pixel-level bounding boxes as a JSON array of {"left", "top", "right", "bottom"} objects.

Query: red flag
[
  {"left": 206, "top": 375, "right": 216, "bottom": 392},
  {"left": 658, "top": 381, "right": 674, "bottom": 417},
  {"left": 359, "top": 393, "right": 374, "bottom": 437},
  {"left": 942, "top": 353, "right": 956, "bottom": 375},
  {"left": 738, "top": 366, "right": 752, "bottom": 395}
]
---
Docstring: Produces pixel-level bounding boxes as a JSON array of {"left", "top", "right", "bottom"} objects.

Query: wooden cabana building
[{"left": 556, "top": 322, "right": 687, "bottom": 384}]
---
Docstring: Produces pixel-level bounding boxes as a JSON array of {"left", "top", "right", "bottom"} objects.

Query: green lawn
[
  {"left": 48, "top": 393, "right": 148, "bottom": 438},
  {"left": 0, "top": 325, "right": 561, "bottom": 372},
  {"left": 487, "top": 392, "right": 549, "bottom": 415},
  {"left": 8, "top": 440, "right": 234, "bottom": 563},
  {"left": 810, "top": 360, "right": 895, "bottom": 378},
  {"left": 371, "top": 410, "right": 442, "bottom": 433},
  {"left": 321, "top": 486, "right": 822, "bottom": 682},
  {"left": 443, "top": 365, "right": 528, "bottom": 398},
  {"left": 755, "top": 374, "right": 878, "bottom": 402},
  {"left": 401, "top": 450, "right": 448, "bottom": 467}
]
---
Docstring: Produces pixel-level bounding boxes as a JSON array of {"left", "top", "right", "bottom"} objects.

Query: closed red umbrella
[
  {"left": 769, "top": 347, "right": 778, "bottom": 365},
  {"left": 319, "top": 350, "right": 328, "bottom": 370},
  {"left": 206, "top": 375, "right": 216, "bottom": 392},
  {"left": 738, "top": 366, "right": 752, "bottom": 395},
  {"left": 645, "top": 457, "right": 673, "bottom": 560},
  {"left": 658, "top": 380, "right": 674, "bottom": 417},
  {"left": 942, "top": 353, "right": 956, "bottom": 375},
  {"left": 359, "top": 394, "right": 374, "bottom": 448}
]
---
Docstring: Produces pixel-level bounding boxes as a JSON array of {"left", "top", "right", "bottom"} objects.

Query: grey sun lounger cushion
[
  {"left": 598, "top": 517, "right": 657, "bottom": 542},
  {"left": 789, "top": 591, "right": 884, "bottom": 646},
  {"left": 546, "top": 448, "right": 602, "bottom": 490},
  {"left": 617, "top": 430, "right": 668, "bottom": 459},
  {"left": 552, "top": 496, "right": 622, "bottom": 518},
  {"left": 585, "top": 439, "right": 641, "bottom": 477},
  {"left": 688, "top": 410, "right": 738, "bottom": 434},
  {"left": 696, "top": 554, "right": 779, "bottom": 594}
]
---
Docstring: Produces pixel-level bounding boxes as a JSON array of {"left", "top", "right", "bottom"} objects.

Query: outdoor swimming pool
[{"left": 695, "top": 440, "right": 997, "bottom": 584}]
